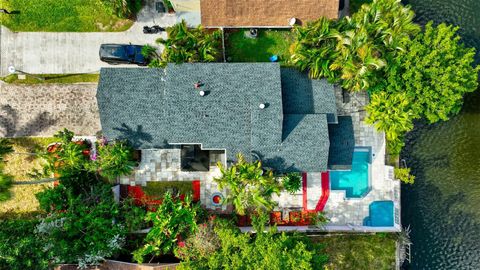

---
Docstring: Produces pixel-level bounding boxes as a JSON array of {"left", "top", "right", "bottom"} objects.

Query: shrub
[
  {"left": 0, "top": 219, "right": 51, "bottom": 270},
  {"left": 282, "top": 172, "right": 302, "bottom": 194},
  {"left": 101, "top": 0, "right": 142, "bottom": 18},
  {"left": 394, "top": 167, "right": 415, "bottom": 184},
  {"left": 35, "top": 183, "right": 130, "bottom": 266},
  {"left": 177, "top": 221, "right": 328, "bottom": 270},
  {"left": 133, "top": 192, "right": 200, "bottom": 263}
]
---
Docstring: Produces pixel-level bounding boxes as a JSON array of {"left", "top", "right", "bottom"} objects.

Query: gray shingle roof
[
  {"left": 281, "top": 68, "right": 338, "bottom": 123},
  {"left": 96, "top": 63, "right": 352, "bottom": 172},
  {"left": 328, "top": 116, "right": 355, "bottom": 170}
]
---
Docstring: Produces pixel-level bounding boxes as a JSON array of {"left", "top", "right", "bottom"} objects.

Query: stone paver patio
[
  {"left": 0, "top": 82, "right": 101, "bottom": 137},
  {"left": 120, "top": 148, "right": 228, "bottom": 211}
]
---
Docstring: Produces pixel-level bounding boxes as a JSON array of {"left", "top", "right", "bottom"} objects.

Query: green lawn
[
  {"left": 0, "top": 138, "right": 57, "bottom": 218},
  {"left": 0, "top": 0, "right": 134, "bottom": 32},
  {"left": 2, "top": 74, "right": 99, "bottom": 84},
  {"left": 314, "top": 234, "right": 397, "bottom": 270},
  {"left": 225, "top": 29, "right": 294, "bottom": 64}
]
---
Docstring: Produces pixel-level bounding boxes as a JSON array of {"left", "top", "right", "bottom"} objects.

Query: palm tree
[
  {"left": 330, "top": 25, "right": 387, "bottom": 92},
  {"left": 214, "top": 154, "right": 281, "bottom": 216},
  {"left": 290, "top": 17, "right": 342, "bottom": 81},
  {"left": 365, "top": 91, "right": 419, "bottom": 153},
  {"left": 156, "top": 20, "right": 221, "bottom": 67}
]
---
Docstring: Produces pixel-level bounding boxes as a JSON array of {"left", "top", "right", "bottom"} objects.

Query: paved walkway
[
  {"left": 0, "top": 0, "right": 177, "bottom": 76},
  {"left": 0, "top": 82, "right": 101, "bottom": 137}
]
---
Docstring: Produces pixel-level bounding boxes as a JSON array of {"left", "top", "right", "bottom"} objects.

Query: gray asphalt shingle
[{"left": 96, "top": 63, "right": 352, "bottom": 172}]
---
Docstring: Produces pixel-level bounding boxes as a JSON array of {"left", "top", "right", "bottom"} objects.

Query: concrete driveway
[
  {"left": 0, "top": 0, "right": 177, "bottom": 76},
  {"left": 0, "top": 82, "right": 101, "bottom": 137}
]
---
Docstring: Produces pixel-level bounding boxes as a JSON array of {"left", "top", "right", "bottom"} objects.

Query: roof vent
[
  {"left": 259, "top": 103, "right": 266, "bottom": 109},
  {"left": 199, "top": 90, "right": 205, "bottom": 96}
]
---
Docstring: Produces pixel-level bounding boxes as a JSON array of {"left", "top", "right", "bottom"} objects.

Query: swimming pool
[
  {"left": 330, "top": 149, "right": 370, "bottom": 198},
  {"left": 363, "top": 201, "right": 394, "bottom": 227}
]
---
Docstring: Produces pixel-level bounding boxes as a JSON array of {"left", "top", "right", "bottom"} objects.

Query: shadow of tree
[
  {"left": 112, "top": 123, "right": 153, "bottom": 148},
  {"left": 0, "top": 105, "right": 57, "bottom": 157},
  {"left": 0, "top": 105, "right": 57, "bottom": 137}
]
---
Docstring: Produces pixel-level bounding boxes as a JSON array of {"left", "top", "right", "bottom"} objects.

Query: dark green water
[{"left": 401, "top": 0, "right": 480, "bottom": 269}]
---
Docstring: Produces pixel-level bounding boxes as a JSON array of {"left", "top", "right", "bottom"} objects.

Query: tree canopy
[
  {"left": 177, "top": 220, "right": 328, "bottom": 270},
  {"left": 214, "top": 154, "right": 281, "bottom": 216},
  {"left": 290, "top": 0, "right": 478, "bottom": 155},
  {"left": 145, "top": 20, "right": 222, "bottom": 67}
]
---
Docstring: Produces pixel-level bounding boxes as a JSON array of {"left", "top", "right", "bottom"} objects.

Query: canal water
[{"left": 401, "top": 0, "right": 480, "bottom": 269}]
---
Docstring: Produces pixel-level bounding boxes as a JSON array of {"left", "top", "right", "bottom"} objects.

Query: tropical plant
[
  {"left": 133, "top": 192, "right": 200, "bottom": 263},
  {"left": 214, "top": 153, "right": 282, "bottom": 216},
  {"left": 330, "top": 23, "right": 386, "bottom": 92},
  {"left": 386, "top": 22, "right": 480, "bottom": 123},
  {"left": 290, "top": 17, "right": 342, "bottom": 81},
  {"left": 35, "top": 183, "right": 130, "bottom": 267},
  {"left": 95, "top": 140, "right": 135, "bottom": 181},
  {"left": 365, "top": 91, "right": 418, "bottom": 155},
  {"left": 394, "top": 167, "right": 415, "bottom": 184},
  {"left": 282, "top": 172, "right": 302, "bottom": 194},
  {"left": 151, "top": 20, "right": 222, "bottom": 67},
  {"left": 177, "top": 221, "right": 329, "bottom": 270},
  {"left": 352, "top": 0, "right": 420, "bottom": 53}
]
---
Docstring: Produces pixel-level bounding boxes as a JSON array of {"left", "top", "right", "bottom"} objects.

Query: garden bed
[
  {"left": 224, "top": 29, "right": 294, "bottom": 64},
  {"left": 0, "top": 0, "right": 136, "bottom": 32}
]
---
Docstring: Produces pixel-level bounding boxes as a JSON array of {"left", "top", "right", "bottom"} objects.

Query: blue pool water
[
  {"left": 363, "top": 201, "right": 394, "bottom": 227},
  {"left": 330, "top": 150, "right": 370, "bottom": 198}
]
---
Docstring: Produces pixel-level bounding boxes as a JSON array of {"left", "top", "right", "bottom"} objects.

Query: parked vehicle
[{"left": 99, "top": 44, "right": 147, "bottom": 65}]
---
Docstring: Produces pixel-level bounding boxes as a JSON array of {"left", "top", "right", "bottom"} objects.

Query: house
[
  {"left": 96, "top": 63, "right": 401, "bottom": 232},
  {"left": 168, "top": 0, "right": 341, "bottom": 28},
  {"left": 96, "top": 63, "right": 354, "bottom": 173}
]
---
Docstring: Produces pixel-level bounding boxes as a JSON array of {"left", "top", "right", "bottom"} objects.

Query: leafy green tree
[
  {"left": 214, "top": 154, "right": 282, "bottom": 216},
  {"left": 150, "top": 20, "right": 222, "bottom": 67},
  {"left": 177, "top": 221, "right": 328, "bottom": 270},
  {"left": 35, "top": 183, "right": 132, "bottom": 267},
  {"left": 95, "top": 140, "right": 135, "bottom": 181},
  {"left": 133, "top": 192, "right": 200, "bottom": 263},
  {"left": 365, "top": 91, "right": 418, "bottom": 154},
  {"left": 386, "top": 22, "right": 479, "bottom": 123},
  {"left": 0, "top": 219, "right": 51, "bottom": 270}
]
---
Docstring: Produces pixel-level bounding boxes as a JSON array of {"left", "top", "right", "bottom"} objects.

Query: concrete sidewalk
[{"left": 0, "top": 0, "right": 176, "bottom": 76}]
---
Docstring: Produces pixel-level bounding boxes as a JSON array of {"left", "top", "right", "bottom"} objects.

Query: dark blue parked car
[{"left": 99, "top": 44, "right": 147, "bottom": 66}]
